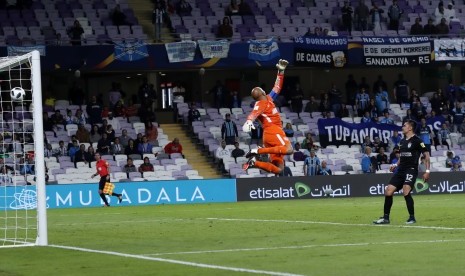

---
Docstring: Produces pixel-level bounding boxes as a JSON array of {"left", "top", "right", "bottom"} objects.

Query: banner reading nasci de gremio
[
  {"left": 0, "top": 179, "right": 237, "bottom": 210},
  {"left": 362, "top": 36, "right": 432, "bottom": 66}
]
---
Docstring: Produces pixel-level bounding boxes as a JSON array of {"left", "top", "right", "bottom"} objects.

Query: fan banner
[
  {"left": 317, "top": 116, "right": 445, "bottom": 148},
  {"left": 433, "top": 39, "right": 465, "bottom": 61},
  {"left": 114, "top": 40, "right": 149, "bottom": 62},
  {"left": 7, "top": 45, "right": 46, "bottom": 56},
  {"left": 362, "top": 36, "right": 431, "bottom": 66},
  {"left": 248, "top": 37, "right": 280, "bottom": 61},
  {"left": 165, "top": 41, "right": 197, "bottom": 63},
  {"left": 294, "top": 36, "right": 348, "bottom": 67},
  {"left": 198, "top": 40, "right": 230, "bottom": 59}
]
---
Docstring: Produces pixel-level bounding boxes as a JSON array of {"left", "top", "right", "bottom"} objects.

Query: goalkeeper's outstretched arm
[{"left": 269, "top": 59, "right": 288, "bottom": 100}]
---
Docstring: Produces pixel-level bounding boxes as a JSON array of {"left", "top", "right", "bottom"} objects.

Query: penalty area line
[
  {"left": 49, "top": 244, "right": 304, "bottom": 276},
  {"left": 205, "top": 218, "right": 465, "bottom": 231},
  {"left": 147, "top": 239, "right": 465, "bottom": 256}
]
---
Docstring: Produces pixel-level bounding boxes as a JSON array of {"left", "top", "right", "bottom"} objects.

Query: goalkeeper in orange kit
[{"left": 242, "top": 59, "right": 293, "bottom": 174}]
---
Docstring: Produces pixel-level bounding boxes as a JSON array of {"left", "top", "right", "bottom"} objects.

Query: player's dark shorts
[
  {"left": 389, "top": 168, "right": 418, "bottom": 191},
  {"left": 98, "top": 175, "right": 108, "bottom": 190}
]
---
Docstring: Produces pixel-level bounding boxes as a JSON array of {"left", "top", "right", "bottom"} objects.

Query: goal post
[{"left": 0, "top": 50, "right": 47, "bottom": 247}]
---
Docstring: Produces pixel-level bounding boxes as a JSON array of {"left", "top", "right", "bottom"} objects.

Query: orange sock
[
  {"left": 257, "top": 146, "right": 288, "bottom": 155},
  {"left": 254, "top": 161, "right": 282, "bottom": 174}
]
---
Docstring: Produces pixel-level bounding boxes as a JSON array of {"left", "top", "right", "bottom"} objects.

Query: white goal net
[{"left": 0, "top": 51, "right": 47, "bottom": 247}]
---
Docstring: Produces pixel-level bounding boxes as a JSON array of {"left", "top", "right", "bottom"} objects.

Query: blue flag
[
  {"left": 114, "top": 40, "right": 149, "bottom": 62},
  {"left": 248, "top": 37, "right": 280, "bottom": 61}
]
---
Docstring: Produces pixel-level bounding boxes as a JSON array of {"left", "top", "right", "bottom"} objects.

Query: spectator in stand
[
  {"left": 44, "top": 143, "right": 54, "bottom": 158},
  {"left": 231, "top": 141, "right": 245, "bottom": 159},
  {"left": 430, "top": 92, "right": 443, "bottom": 114},
  {"left": 410, "top": 17, "right": 423, "bottom": 35},
  {"left": 215, "top": 140, "right": 230, "bottom": 172},
  {"left": 341, "top": 1, "right": 354, "bottom": 34},
  {"left": 358, "top": 76, "right": 370, "bottom": 92},
  {"left": 43, "top": 112, "right": 54, "bottom": 132},
  {"left": 90, "top": 125, "right": 101, "bottom": 144},
  {"left": 445, "top": 151, "right": 456, "bottom": 168},
  {"left": 113, "top": 100, "right": 126, "bottom": 117},
  {"left": 65, "top": 109, "right": 75, "bottom": 125},
  {"left": 417, "top": 118, "right": 434, "bottom": 155},
  {"left": 225, "top": 0, "right": 239, "bottom": 16},
  {"left": 388, "top": 0, "right": 403, "bottom": 32},
  {"left": 451, "top": 161, "right": 463, "bottom": 171},
  {"left": 451, "top": 101, "right": 465, "bottom": 132},
  {"left": 283, "top": 122, "right": 295, "bottom": 144},
  {"left": 145, "top": 122, "right": 158, "bottom": 145},
  {"left": 329, "top": 84, "right": 343, "bottom": 118},
  {"left": 97, "top": 133, "right": 111, "bottom": 155},
  {"left": 67, "top": 20, "right": 84, "bottom": 46},
  {"left": 354, "top": 0, "right": 369, "bottom": 31},
  {"left": 366, "top": 98, "right": 379, "bottom": 119},
  {"left": 137, "top": 135, "right": 154, "bottom": 155},
  {"left": 423, "top": 18, "right": 437, "bottom": 35},
  {"left": 445, "top": 2, "right": 458, "bottom": 23},
  {"left": 317, "top": 161, "right": 333, "bottom": 175},
  {"left": 249, "top": 120, "right": 262, "bottom": 146},
  {"left": 152, "top": 2, "right": 167, "bottom": 42},
  {"left": 338, "top": 104, "right": 351, "bottom": 118},
  {"left": 304, "top": 96, "right": 319, "bottom": 114},
  {"left": 360, "top": 111, "right": 372, "bottom": 123},
  {"left": 74, "top": 109, "right": 87, "bottom": 125},
  {"left": 221, "top": 114, "right": 238, "bottom": 145},
  {"left": 374, "top": 86, "right": 390, "bottom": 116},
  {"left": 111, "top": 137, "right": 125, "bottom": 155},
  {"left": 412, "top": 101, "right": 427, "bottom": 121},
  {"left": 376, "top": 147, "right": 389, "bottom": 170},
  {"left": 303, "top": 150, "right": 320, "bottom": 176},
  {"left": 217, "top": 17, "right": 233, "bottom": 39},
  {"left": 393, "top": 73, "right": 410, "bottom": 108},
  {"left": 105, "top": 124, "right": 116, "bottom": 142},
  {"left": 122, "top": 158, "right": 137, "bottom": 175},
  {"left": 319, "top": 93, "right": 331, "bottom": 114},
  {"left": 106, "top": 112, "right": 120, "bottom": 132},
  {"left": 75, "top": 124, "right": 90, "bottom": 143},
  {"left": 138, "top": 157, "right": 154, "bottom": 173},
  {"left": 119, "top": 129, "right": 132, "bottom": 148},
  {"left": 345, "top": 75, "right": 358, "bottom": 105},
  {"left": 361, "top": 146, "right": 376, "bottom": 173},
  {"left": 436, "top": 123, "right": 451, "bottom": 150},
  {"left": 134, "top": 133, "right": 144, "bottom": 149},
  {"left": 176, "top": 0, "right": 192, "bottom": 16},
  {"left": 50, "top": 109, "right": 65, "bottom": 130},
  {"left": 290, "top": 83, "right": 304, "bottom": 113},
  {"left": 290, "top": 142, "right": 307, "bottom": 162},
  {"left": 209, "top": 80, "right": 228, "bottom": 109},
  {"left": 301, "top": 133, "right": 318, "bottom": 152},
  {"left": 164, "top": 138, "right": 183, "bottom": 155},
  {"left": 86, "top": 96, "right": 103, "bottom": 125},
  {"left": 373, "top": 75, "right": 388, "bottom": 92},
  {"left": 125, "top": 99, "right": 139, "bottom": 117},
  {"left": 125, "top": 139, "right": 139, "bottom": 155},
  {"left": 389, "top": 130, "right": 402, "bottom": 150},
  {"left": 53, "top": 140, "right": 68, "bottom": 158},
  {"left": 434, "top": 3, "right": 446, "bottom": 25},
  {"left": 372, "top": 136, "right": 388, "bottom": 153},
  {"left": 369, "top": 2, "right": 384, "bottom": 32},
  {"left": 68, "top": 140, "right": 80, "bottom": 162},
  {"left": 238, "top": 0, "right": 252, "bottom": 15},
  {"left": 436, "top": 17, "right": 449, "bottom": 35},
  {"left": 87, "top": 146, "right": 96, "bottom": 162},
  {"left": 380, "top": 111, "right": 395, "bottom": 125},
  {"left": 361, "top": 136, "right": 374, "bottom": 152},
  {"left": 355, "top": 87, "right": 370, "bottom": 117},
  {"left": 228, "top": 91, "right": 242, "bottom": 108},
  {"left": 111, "top": 4, "right": 128, "bottom": 26},
  {"left": 187, "top": 102, "right": 201, "bottom": 125},
  {"left": 74, "top": 144, "right": 91, "bottom": 167}
]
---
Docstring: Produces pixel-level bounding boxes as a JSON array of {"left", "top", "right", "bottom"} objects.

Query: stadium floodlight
[{"left": 0, "top": 51, "right": 47, "bottom": 247}]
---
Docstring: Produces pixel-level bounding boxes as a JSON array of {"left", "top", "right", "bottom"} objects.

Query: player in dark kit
[{"left": 373, "top": 120, "right": 430, "bottom": 224}]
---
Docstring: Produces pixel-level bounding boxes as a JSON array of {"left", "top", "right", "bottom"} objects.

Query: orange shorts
[{"left": 262, "top": 126, "right": 291, "bottom": 166}]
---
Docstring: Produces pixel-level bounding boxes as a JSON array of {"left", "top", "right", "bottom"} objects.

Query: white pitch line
[
  {"left": 205, "top": 217, "right": 465, "bottom": 231},
  {"left": 49, "top": 244, "right": 304, "bottom": 276},
  {"left": 146, "top": 239, "right": 465, "bottom": 256}
]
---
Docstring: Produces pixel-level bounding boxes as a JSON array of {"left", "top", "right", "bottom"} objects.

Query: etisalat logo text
[{"left": 248, "top": 182, "right": 311, "bottom": 199}]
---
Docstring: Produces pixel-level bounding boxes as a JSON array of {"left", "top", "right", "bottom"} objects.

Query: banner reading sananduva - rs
[
  {"left": 362, "top": 36, "right": 432, "bottom": 66},
  {"left": 236, "top": 172, "right": 465, "bottom": 201}
]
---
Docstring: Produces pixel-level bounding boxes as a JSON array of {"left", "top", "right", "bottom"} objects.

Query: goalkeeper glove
[
  {"left": 276, "top": 59, "right": 289, "bottom": 73},
  {"left": 242, "top": 120, "right": 255, "bottom": 133}
]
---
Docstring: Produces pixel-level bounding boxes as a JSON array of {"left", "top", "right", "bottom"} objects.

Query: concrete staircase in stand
[{"left": 160, "top": 124, "right": 223, "bottom": 179}]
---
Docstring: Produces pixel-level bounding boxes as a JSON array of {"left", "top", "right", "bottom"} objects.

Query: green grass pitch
[{"left": 1, "top": 194, "right": 465, "bottom": 276}]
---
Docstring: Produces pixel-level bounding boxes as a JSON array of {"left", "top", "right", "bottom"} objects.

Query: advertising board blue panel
[{"left": 0, "top": 179, "right": 237, "bottom": 210}]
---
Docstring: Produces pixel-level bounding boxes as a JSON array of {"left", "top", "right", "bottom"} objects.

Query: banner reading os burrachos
[{"left": 294, "top": 36, "right": 348, "bottom": 68}]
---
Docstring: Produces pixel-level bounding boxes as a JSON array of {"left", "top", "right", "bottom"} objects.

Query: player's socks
[
  {"left": 404, "top": 194, "right": 414, "bottom": 216},
  {"left": 257, "top": 146, "right": 288, "bottom": 155},
  {"left": 254, "top": 161, "right": 281, "bottom": 174},
  {"left": 100, "top": 193, "right": 110, "bottom": 206},
  {"left": 383, "top": 195, "right": 393, "bottom": 218}
]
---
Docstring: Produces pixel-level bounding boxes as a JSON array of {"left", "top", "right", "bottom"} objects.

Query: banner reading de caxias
[
  {"left": 362, "top": 36, "right": 432, "bottom": 66},
  {"left": 294, "top": 36, "right": 348, "bottom": 67}
]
